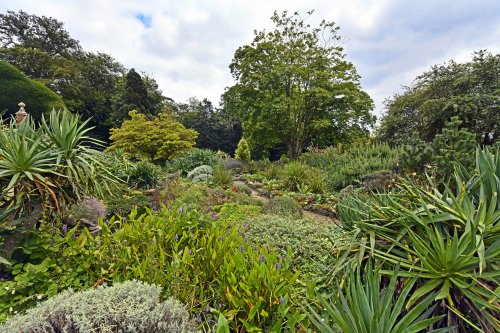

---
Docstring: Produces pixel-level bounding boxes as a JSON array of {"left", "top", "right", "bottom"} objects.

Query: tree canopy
[
  {"left": 377, "top": 50, "right": 499, "bottom": 145},
  {"left": 0, "top": 10, "right": 81, "bottom": 56},
  {"left": 174, "top": 97, "right": 242, "bottom": 154},
  {"left": 224, "top": 10, "right": 375, "bottom": 159},
  {"left": 107, "top": 110, "right": 198, "bottom": 161}
]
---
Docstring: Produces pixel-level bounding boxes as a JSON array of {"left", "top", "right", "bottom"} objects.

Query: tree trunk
[{"left": 287, "top": 140, "right": 302, "bottom": 160}]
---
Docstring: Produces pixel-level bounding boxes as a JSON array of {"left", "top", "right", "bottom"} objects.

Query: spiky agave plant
[
  {"left": 333, "top": 146, "right": 500, "bottom": 332},
  {"left": 0, "top": 116, "right": 59, "bottom": 217},
  {"left": 309, "top": 262, "right": 450, "bottom": 333},
  {"left": 0, "top": 109, "right": 118, "bottom": 224}
]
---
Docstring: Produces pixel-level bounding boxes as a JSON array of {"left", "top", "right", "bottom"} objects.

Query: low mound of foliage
[
  {"left": 0, "top": 281, "right": 197, "bottom": 333},
  {"left": 239, "top": 215, "right": 340, "bottom": 278}
]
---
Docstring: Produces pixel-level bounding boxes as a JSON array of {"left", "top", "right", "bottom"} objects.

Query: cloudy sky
[{"left": 0, "top": 0, "right": 499, "bottom": 117}]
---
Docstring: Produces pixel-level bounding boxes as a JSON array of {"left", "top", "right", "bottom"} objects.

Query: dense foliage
[
  {"left": 0, "top": 10, "right": 127, "bottom": 140},
  {"left": 235, "top": 137, "right": 251, "bottom": 162},
  {"left": 175, "top": 98, "right": 242, "bottom": 154},
  {"left": 0, "top": 208, "right": 304, "bottom": 331},
  {"left": 310, "top": 262, "right": 447, "bottom": 333},
  {"left": 378, "top": 50, "right": 499, "bottom": 145},
  {"left": 400, "top": 117, "right": 477, "bottom": 179},
  {"left": 335, "top": 146, "right": 500, "bottom": 331},
  {"left": 1, "top": 7, "right": 498, "bottom": 333},
  {"left": 240, "top": 215, "right": 338, "bottom": 278},
  {"left": 107, "top": 110, "right": 198, "bottom": 161},
  {"left": 0, "top": 110, "right": 114, "bottom": 226},
  {"left": 224, "top": 10, "right": 375, "bottom": 159},
  {"left": 167, "top": 148, "right": 219, "bottom": 175},
  {"left": 300, "top": 143, "right": 400, "bottom": 192}
]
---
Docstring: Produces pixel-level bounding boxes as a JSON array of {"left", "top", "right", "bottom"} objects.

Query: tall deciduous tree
[
  {"left": 107, "top": 110, "right": 198, "bottom": 161},
  {"left": 0, "top": 10, "right": 81, "bottom": 56},
  {"left": 378, "top": 50, "right": 500, "bottom": 145},
  {"left": 224, "top": 10, "right": 375, "bottom": 159}
]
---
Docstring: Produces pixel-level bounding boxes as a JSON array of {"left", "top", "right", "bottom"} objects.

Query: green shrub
[
  {"left": 175, "top": 183, "right": 211, "bottom": 208},
  {"left": 0, "top": 61, "right": 65, "bottom": 120},
  {"left": 174, "top": 182, "right": 229, "bottom": 212},
  {"left": 263, "top": 196, "right": 302, "bottom": 219},
  {"left": 186, "top": 165, "right": 213, "bottom": 183},
  {"left": 215, "top": 150, "right": 230, "bottom": 161},
  {"left": 239, "top": 215, "right": 340, "bottom": 277},
  {"left": 401, "top": 118, "right": 477, "bottom": 180},
  {"left": 400, "top": 134, "right": 433, "bottom": 174},
  {"left": 306, "top": 168, "right": 326, "bottom": 194},
  {"left": 235, "top": 138, "right": 251, "bottom": 162},
  {"left": 431, "top": 116, "right": 476, "bottom": 178},
  {"left": 281, "top": 161, "right": 308, "bottom": 191},
  {"left": 129, "top": 160, "right": 163, "bottom": 189},
  {"left": 0, "top": 280, "right": 197, "bottom": 333},
  {"left": 211, "top": 163, "right": 233, "bottom": 187},
  {"left": 168, "top": 148, "right": 218, "bottom": 175}
]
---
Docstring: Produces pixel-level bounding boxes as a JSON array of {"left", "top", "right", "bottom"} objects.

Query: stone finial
[
  {"left": 16, "top": 102, "right": 27, "bottom": 115},
  {"left": 15, "top": 102, "right": 28, "bottom": 125}
]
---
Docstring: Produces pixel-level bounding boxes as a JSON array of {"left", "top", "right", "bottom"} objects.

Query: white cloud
[{"left": 0, "top": 0, "right": 498, "bottom": 116}]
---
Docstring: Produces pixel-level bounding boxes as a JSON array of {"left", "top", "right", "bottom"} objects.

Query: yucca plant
[
  {"left": 334, "top": 146, "right": 500, "bottom": 332},
  {"left": 0, "top": 116, "right": 60, "bottom": 216},
  {"left": 0, "top": 110, "right": 117, "bottom": 225},
  {"left": 309, "top": 262, "right": 450, "bottom": 333},
  {"left": 41, "top": 110, "right": 116, "bottom": 199}
]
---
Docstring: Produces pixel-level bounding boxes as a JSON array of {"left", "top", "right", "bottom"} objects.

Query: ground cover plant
[{"left": 238, "top": 215, "right": 340, "bottom": 279}]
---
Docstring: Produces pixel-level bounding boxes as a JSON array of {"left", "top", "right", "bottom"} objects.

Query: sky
[{"left": 0, "top": 0, "right": 499, "bottom": 117}]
